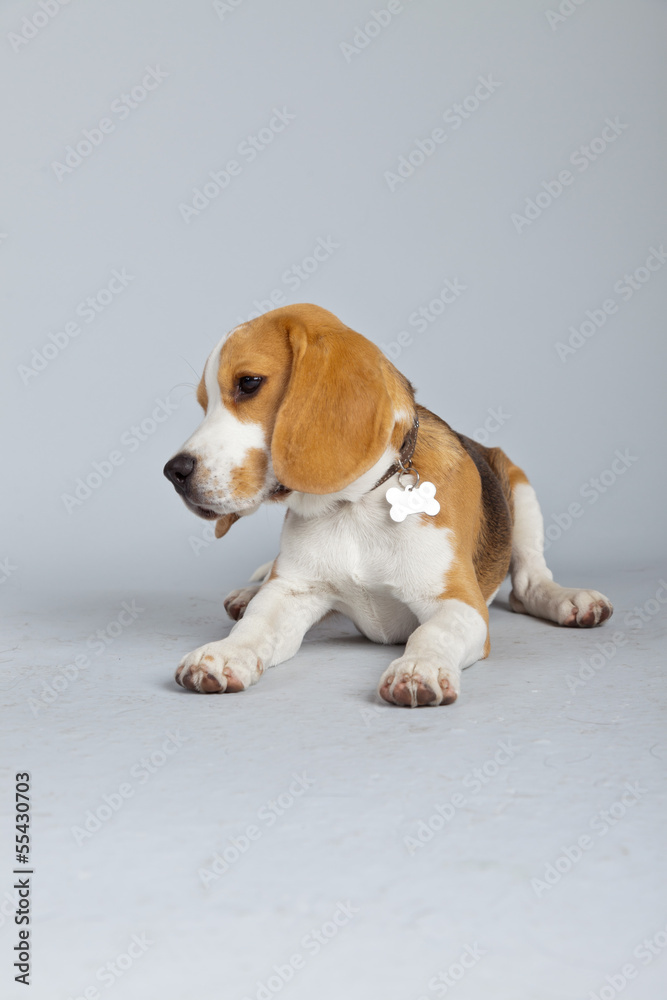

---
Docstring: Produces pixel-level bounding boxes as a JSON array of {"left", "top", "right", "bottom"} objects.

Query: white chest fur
[{"left": 279, "top": 489, "right": 454, "bottom": 643}]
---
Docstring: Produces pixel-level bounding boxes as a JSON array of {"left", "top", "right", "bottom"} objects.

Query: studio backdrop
[{"left": 2, "top": 0, "right": 665, "bottom": 603}]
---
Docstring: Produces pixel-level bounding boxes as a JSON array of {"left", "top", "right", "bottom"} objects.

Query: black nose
[{"left": 163, "top": 453, "right": 196, "bottom": 493}]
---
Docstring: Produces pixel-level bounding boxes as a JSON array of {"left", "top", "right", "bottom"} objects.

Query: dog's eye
[{"left": 238, "top": 376, "right": 263, "bottom": 395}]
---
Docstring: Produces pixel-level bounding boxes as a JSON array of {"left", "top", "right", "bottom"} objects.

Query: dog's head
[{"left": 163, "top": 304, "right": 414, "bottom": 529}]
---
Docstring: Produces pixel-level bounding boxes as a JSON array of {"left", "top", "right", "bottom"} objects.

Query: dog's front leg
[
  {"left": 378, "top": 597, "right": 488, "bottom": 707},
  {"left": 176, "top": 579, "right": 332, "bottom": 694}
]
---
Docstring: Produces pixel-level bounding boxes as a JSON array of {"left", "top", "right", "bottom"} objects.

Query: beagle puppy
[{"left": 164, "top": 304, "right": 613, "bottom": 707}]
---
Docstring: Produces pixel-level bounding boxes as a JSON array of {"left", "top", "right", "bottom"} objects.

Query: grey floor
[{"left": 2, "top": 563, "right": 666, "bottom": 1000}]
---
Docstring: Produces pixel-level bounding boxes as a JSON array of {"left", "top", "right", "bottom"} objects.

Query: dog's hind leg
[
  {"left": 509, "top": 472, "right": 613, "bottom": 628},
  {"left": 223, "top": 560, "right": 275, "bottom": 621}
]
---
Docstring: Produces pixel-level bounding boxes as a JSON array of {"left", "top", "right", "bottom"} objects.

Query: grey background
[{"left": 2, "top": 0, "right": 665, "bottom": 600}]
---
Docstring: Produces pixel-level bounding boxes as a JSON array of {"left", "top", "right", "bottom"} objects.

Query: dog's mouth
[
  {"left": 184, "top": 500, "right": 219, "bottom": 520},
  {"left": 182, "top": 482, "right": 291, "bottom": 520},
  {"left": 268, "top": 483, "right": 292, "bottom": 501}
]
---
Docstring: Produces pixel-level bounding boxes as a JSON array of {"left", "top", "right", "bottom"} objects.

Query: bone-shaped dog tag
[{"left": 386, "top": 481, "right": 440, "bottom": 522}]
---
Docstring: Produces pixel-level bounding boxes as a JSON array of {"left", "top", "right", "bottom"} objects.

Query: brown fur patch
[
  {"left": 413, "top": 410, "right": 516, "bottom": 600},
  {"left": 381, "top": 363, "right": 416, "bottom": 451},
  {"left": 196, "top": 375, "right": 208, "bottom": 411},
  {"left": 407, "top": 407, "right": 524, "bottom": 657},
  {"left": 217, "top": 322, "right": 293, "bottom": 436},
  {"left": 453, "top": 434, "right": 514, "bottom": 599},
  {"left": 229, "top": 448, "right": 269, "bottom": 500},
  {"left": 508, "top": 463, "right": 529, "bottom": 489}
]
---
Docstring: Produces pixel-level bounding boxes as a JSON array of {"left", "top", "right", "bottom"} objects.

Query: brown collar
[{"left": 370, "top": 415, "right": 419, "bottom": 491}]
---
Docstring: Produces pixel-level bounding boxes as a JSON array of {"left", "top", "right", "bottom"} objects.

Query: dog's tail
[{"left": 249, "top": 559, "right": 275, "bottom": 583}]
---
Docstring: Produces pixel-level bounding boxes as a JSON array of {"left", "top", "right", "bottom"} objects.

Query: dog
[{"left": 163, "top": 303, "right": 613, "bottom": 707}]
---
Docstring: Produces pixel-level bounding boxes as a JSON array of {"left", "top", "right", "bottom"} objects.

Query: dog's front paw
[
  {"left": 175, "top": 641, "right": 263, "bottom": 694},
  {"left": 378, "top": 657, "right": 460, "bottom": 708}
]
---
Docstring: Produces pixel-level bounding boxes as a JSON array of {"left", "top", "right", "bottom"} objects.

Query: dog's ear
[
  {"left": 215, "top": 513, "right": 239, "bottom": 538},
  {"left": 271, "top": 316, "right": 395, "bottom": 494}
]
